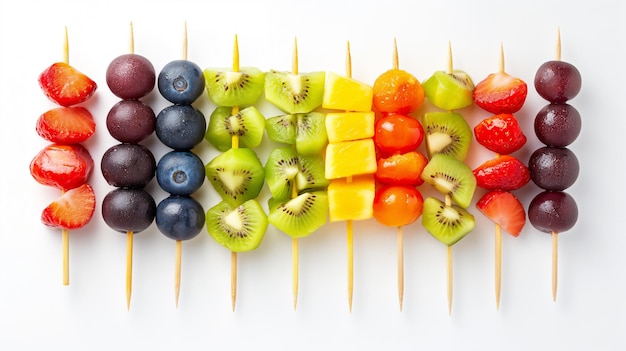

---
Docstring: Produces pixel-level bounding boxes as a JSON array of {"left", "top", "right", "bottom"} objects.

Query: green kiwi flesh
[
  {"left": 265, "top": 147, "right": 328, "bottom": 201},
  {"left": 203, "top": 67, "right": 265, "bottom": 107},
  {"left": 205, "top": 148, "right": 265, "bottom": 206},
  {"left": 422, "top": 197, "right": 475, "bottom": 246},
  {"left": 205, "top": 106, "right": 266, "bottom": 151},
  {"left": 206, "top": 199, "right": 268, "bottom": 252},
  {"left": 265, "top": 114, "right": 297, "bottom": 145},
  {"left": 422, "top": 70, "right": 474, "bottom": 110},
  {"left": 423, "top": 111, "right": 472, "bottom": 161},
  {"left": 265, "top": 112, "right": 327, "bottom": 155},
  {"left": 265, "top": 71, "right": 325, "bottom": 114},
  {"left": 420, "top": 153, "right": 476, "bottom": 208},
  {"left": 268, "top": 191, "right": 328, "bottom": 238}
]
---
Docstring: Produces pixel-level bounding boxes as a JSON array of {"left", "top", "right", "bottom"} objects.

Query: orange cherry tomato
[{"left": 373, "top": 185, "right": 424, "bottom": 227}]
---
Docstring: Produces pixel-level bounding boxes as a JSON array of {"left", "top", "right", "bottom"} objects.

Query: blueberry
[
  {"left": 156, "top": 105, "right": 206, "bottom": 150},
  {"left": 102, "top": 188, "right": 156, "bottom": 233},
  {"left": 157, "top": 151, "right": 205, "bottom": 195},
  {"left": 156, "top": 195, "right": 205, "bottom": 241},
  {"left": 158, "top": 60, "right": 205, "bottom": 105},
  {"left": 101, "top": 144, "right": 156, "bottom": 188}
]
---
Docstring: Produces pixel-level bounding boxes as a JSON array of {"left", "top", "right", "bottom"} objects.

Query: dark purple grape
[
  {"left": 158, "top": 60, "right": 205, "bottom": 105},
  {"left": 156, "top": 195, "right": 205, "bottom": 241},
  {"left": 534, "top": 103, "right": 581, "bottom": 147},
  {"left": 106, "top": 100, "right": 156, "bottom": 143},
  {"left": 106, "top": 54, "right": 155, "bottom": 99},
  {"left": 528, "top": 191, "right": 578, "bottom": 233},
  {"left": 156, "top": 105, "right": 206, "bottom": 150},
  {"left": 157, "top": 151, "right": 205, "bottom": 195},
  {"left": 534, "top": 60, "right": 582, "bottom": 103},
  {"left": 101, "top": 144, "right": 156, "bottom": 188},
  {"left": 102, "top": 188, "right": 156, "bottom": 233},
  {"left": 528, "top": 147, "right": 579, "bottom": 191}
]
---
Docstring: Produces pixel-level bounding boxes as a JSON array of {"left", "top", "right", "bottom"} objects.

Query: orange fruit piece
[{"left": 373, "top": 69, "right": 424, "bottom": 114}]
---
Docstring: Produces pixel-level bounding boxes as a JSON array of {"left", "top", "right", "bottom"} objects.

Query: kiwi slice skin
[
  {"left": 268, "top": 191, "right": 328, "bottom": 238},
  {"left": 422, "top": 70, "right": 474, "bottom": 111},
  {"left": 205, "top": 106, "right": 265, "bottom": 151},
  {"left": 205, "top": 148, "right": 265, "bottom": 207},
  {"left": 422, "top": 197, "right": 475, "bottom": 246},
  {"left": 206, "top": 199, "right": 268, "bottom": 252},
  {"left": 265, "top": 71, "right": 325, "bottom": 114},
  {"left": 203, "top": 67, "right": 265, "bottom": 107},
  {"left": 265, "top": 147, "right": 328, "bottom": 201},
  {"left": 420, "top": 153, "right": 476, "bottom": 209},
  {"left": 423, "top": 111, "right": 472, "bottom": 161}
]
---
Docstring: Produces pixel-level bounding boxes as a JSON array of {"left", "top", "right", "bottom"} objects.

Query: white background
[{"left": 1, "top": 0, "right": 624, "bottom": 350}]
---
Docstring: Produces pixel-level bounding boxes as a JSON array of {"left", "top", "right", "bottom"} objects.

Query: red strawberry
[
  {"left": 474, "top": 155, "right": 530, "bottom": 191},
  {"left": 473, "top": 71, "right": 527, "bottom": 114},
  {"left": 41, "top": 183, "right": 96, "bottom": 230},
  {"left": 375, "top": 151, "right": 428, "bottom": 186},
  {"left": 38, "top": 62, "right": 97, "bottom": 107},
  {"left": 474, "top": 113, "right": 526, "bottom": 155},
  {"left": 30, "top": 144, "right": 94, "bottom": 191},
  {"left": 36, "top": 106, "right": 96, "bottom": 144},
  {"left": 476, "top": 190, "right": 525, "bottom": 237}
]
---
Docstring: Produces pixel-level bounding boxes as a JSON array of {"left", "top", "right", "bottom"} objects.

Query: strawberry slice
[
  {"left": 30, "top": 144, "right": 94, "bottom": 191},
  {"left": 474, "top": 155, "right": 530, "bottom": 191},
  {"left": 38, "top": 62, "right": 97, "bottom": 107},
  {"left": 41, "top": 183, "right": 96, "bottom": 230},
  {"left": 36, "top": 106, "right": 96, "bottom": 144},
  {"left": 473, "top": 71, "right": 527, "bottom": 114},
  {"left": 474, "top": 113, "right": 526, "bottom": 155},
  {"left": 476, "top": 190, "right": 525, "bottom": 237}
]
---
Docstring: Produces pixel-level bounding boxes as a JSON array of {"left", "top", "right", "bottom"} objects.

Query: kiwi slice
[
  {"left": 205, "top": 148, "right": 265, "bottom": 206},
  {"left": 422, "top": 70, "right": 474, "bottom": 110},
  {"left": 265, "top": 112, "right": 327, "bottom": 155},
  {"left": 203, "top": 67, "right": 265, "bottom": 107},
  {"left": 265, "top": 147, "right": 328, "bottom": 201},
  {"left": 206, "top": 199, "right": 268, "bottom": 252},
  {"left": 265, "top": 71, "right": 325, "bottom": 114},
  {"left": 265, "top": 114, "right": 297, "bottom": 145},
  {"left": 422, "top": 197, "right": 475, "bottom": 246},
  {"left": 420, "top": 153, "right": 476, "bottom": 208},
  {"left": 205, "top": 106, "right": 265, "bottom": 151},
  {"left": 423, "top": 111, "right": 472, "bottom": 161},
  {"left": 268, "top": 191, "right": 328, "bottom": 238}
]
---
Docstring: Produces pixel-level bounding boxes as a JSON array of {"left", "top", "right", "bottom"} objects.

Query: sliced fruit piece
[
  {"left": 265, "top": 147, "right": 328, "bottom": 201},
  {"left": 264, "top": 71, "right": 325, "bottom": 113},
  {"left": 205, "top": 106, "right": 265, "bottom": 151},
  {"left": 422, "top": 197, "right": 475, "bottom": 246},
  {"left": 373, "top": 68, "right": 425, "bottom": 114},
  {"left": 325, "top": 139, "right": 376, "bottom": 179},
  {"left": 375, "top": 151, "right": 428, "bottom": 186},
  {"left": 268, "top": 191, "right": 328, "bottom": 238},
  {"left": 373, "top": 185, "right": 423, "bottom": 227},
  {"left": 38, "top": 62, "right": 97, "bottom": 107},
  {"left": 420, "top": 153, "right": 476, "bottom": 208},
  {"left": 422, "top": 70, "right": 474, "bottom": 111},
  {"left": 325, "top": 111, "right": 375, "bottom": 143},
  {"left": 473, "top": 155, "right": 530, "bottom": 191},
  {"left": 206, "top": 199, "right": 268, "bottom": 252},
  {"left": 41, "top": 183, "right": 96, "bottom": 230},
  {"left": 327, "top": 175, "right": 375, "bottom": 221},
  {"left": 30, "top": 143, "right": 94, "bottom": 191},
  {"left": 374, "top": 113, "right": 424, "bottom": 156},
  {"left": 265, "top": 114, "right": 296, "bottom": 145},
  {"left": 203, "top": 67, "right": 265, "bottom": 106},
  {"left": 295, "top": 112, "right": 327, "bottom": 155},
  {"left": 36, "top": 106, "right": 96, "bottom": 144},
  {"left": 473, "top": 71, "right": 528, "bottom": 114},
  {"left": 473, "top": 113, "right": 526, "bottom": 155},
  {"left": 423, "top": 111, "right": 472, "bottom": 161},
  {"left": 476, "top": 190, "right": 525, "bottom": 237},
  {"left": 322, "top": 72, "right": 373, "bottom": 111},
  {"left": 205, "top": 148, "right": 265, "bottom": 206}
]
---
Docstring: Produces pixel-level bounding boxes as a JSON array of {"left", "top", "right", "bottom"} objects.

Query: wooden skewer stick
[
  {"left": 445, "top": 194, "right": 453, "bottom": 315},
  {"left": 344, "top": 40, "right": 355, "bottom": 313},
  {"left": 292, "top": 37, "right": 300, "bottom": 311},
  {"left": 552, "top": 28, "right": 561, "bottom": 302},
  {"left": 494, "top": 42, "right": 505, "bottom": 310},
  {"left": 231, "top": 34, "right": 240, "bottom": 312},
  {"left": 126, "top": 22, "right": 136, "bottom": 311},
  {"left": 61, "top": 26, "right": 70, "bottom": 286}
]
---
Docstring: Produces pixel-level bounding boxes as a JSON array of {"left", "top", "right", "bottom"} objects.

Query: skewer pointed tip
[
  {"left": 175, "top": 240, "right": 182, "bottom": 308},
  {"left": 392, "top": 37, "right": 399, "bottom": 70},
  {"left": 231, "top": 251, "right": 238, "bottom": 312}
]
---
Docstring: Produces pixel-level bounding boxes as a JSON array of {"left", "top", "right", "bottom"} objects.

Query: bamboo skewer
[
  {"left": 552, "top": 28, "right": 562, "bottom": 302},
  {"left": 231, "top": 34, "right": 240, "bottom": 312},
  {"left": 292, "top": 37, "right": 300, "bottom": 310},
  {"left": 125, "top": 22, "right": 136, "bottom": 310},
  {"left": 61, "top": 26, "right": 70, "bottom": 286},
  {"left": 343, "top": 41, "right": 355, "bottom": 313}
]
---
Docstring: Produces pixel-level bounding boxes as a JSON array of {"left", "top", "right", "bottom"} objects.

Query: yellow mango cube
[
  {"left": 328, "top": 175, "right": 375, "bottom": 221},
  {"left": 325, "top": 112, "right": 375, "bottom": 143},
  {"left": 322, "top": 72, "right": 373, "bottom": 112},
  {"left": 325, "top": 139, "right": 376, "bottom": 179}
]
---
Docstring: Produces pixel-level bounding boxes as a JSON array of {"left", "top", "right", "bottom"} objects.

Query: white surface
[{"left": 1, "top": 0, "right": 624, "bottom": 350}]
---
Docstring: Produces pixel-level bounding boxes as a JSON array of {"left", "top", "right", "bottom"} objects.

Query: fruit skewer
[
  {"left": 102, "top": 22, "right": 157, "bottom": 310},
  {"left": 371, "top": 39, "right": 426, "bottom": 311},
  {"left": 528, "top": 29, "right": 581, "bottom": 301},
  {"left": 263, "top": 38, "right": 328, "bottom": 310},
  {"left": 31, "top": 26, "right": 97, "bottom": 286},
  {"left": 471, "top": 44, "right": 529, "bottom": 309}
]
